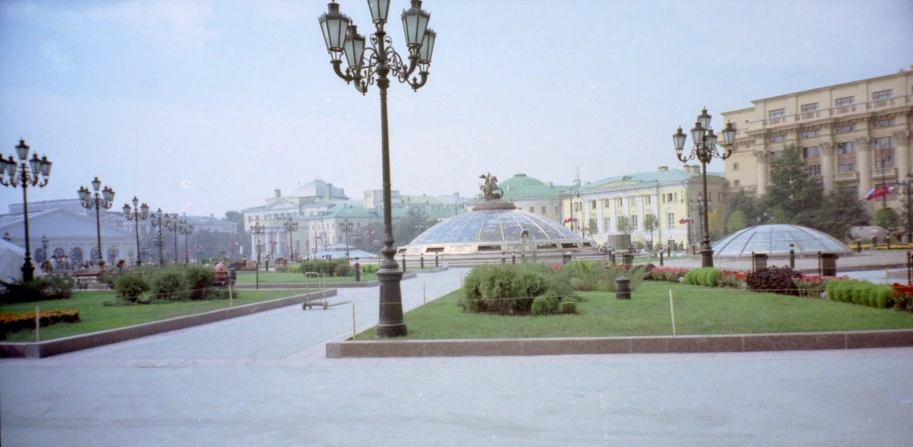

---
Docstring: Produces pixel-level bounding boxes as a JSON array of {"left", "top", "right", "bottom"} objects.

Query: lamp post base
[
  {"left": 21, "top": 260, "right": 35, "bottom": 282},
  {"left": 376, "top": 267, "right": 407, "bottom": 337},
  {"left": 700, "top": 245, "right": 714, "bottom": 268}
]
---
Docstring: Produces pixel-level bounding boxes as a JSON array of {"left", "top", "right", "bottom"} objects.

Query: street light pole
[
  {"left": 178, "top": 217, "right": 194, "bottom": 265},
  {"left": 150, "top": 209, "right": 172, "bottom": 266},
  {"left": 283, "top": 218, "right": 299, "bottom": 261},
  {"left": 905, "top": 173, "right": 913, "bottom": 244},
  {"left": 673, "top": 108, "right": 736, "bottom": 268},
  {"left": 251, "top": 221, "right": 265, "bottom": 290},
  {"left": 1, "top": 139, "right": 52, "bottom": 281},
  {"left": 78, "top": 177, "right": 116, "bottom": 266},
  {"left": 340, "top": 218, "right": 353, "bottom": 259},
  {"left": 163, "top": 214, "right": 180, "bottom": 265},
  {"left": 319, "top": 0, "right": 437, "bottom": 337},
  {"left": 123, "top": 197, "right": 150, "bottom": 266}
]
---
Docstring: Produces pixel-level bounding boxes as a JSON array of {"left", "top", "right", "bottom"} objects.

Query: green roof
[
  {"left": 581, "top": 168, "right": 724, "bottom": 193},
  {"left": 499, "top": 174, "right": 565, "bottom": 200}
]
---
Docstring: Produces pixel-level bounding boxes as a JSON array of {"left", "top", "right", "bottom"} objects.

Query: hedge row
[
  {"left": 683, "top": 268, "right": 722, "bottom": 287},
  {"left": 825, "top": 279, "right": 896, "bottom": 309},
  {"left": 0, "top": 310, "right": 80, "bottom": 335},
  {"left": 292, "top": 259, "right": 354, "bottom": 277},
  {"left": 112, "top": 266, "right": 232, "bottom": 304},
  {"left": 459, "top": 263, "right": 576, "bottom": 316}
]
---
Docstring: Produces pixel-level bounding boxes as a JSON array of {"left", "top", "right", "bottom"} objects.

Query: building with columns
[{"left": 722, "top": 67, "right": 913, "bottom": 213}]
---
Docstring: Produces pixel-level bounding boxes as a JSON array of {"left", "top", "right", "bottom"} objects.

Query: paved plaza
[{"left": 2, "top": 268, "right": 912, "bottom": 446}]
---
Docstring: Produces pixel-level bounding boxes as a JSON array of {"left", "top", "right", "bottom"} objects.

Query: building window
[
  {"left": 837, "top": 141, "right": 856, "bottom": 154},
  {"left": 872, "top": 89, "right": 893, "bottom": 100},
  {"left": 629, "top": 197, "right": 636, "bottom": 208},
  {"left": 591, "top": 200, "right": 597, "bottom": 209},
  {"left": 631, "top": 215, "right": 639, "bottom": 231},
  {"left": 732, "top": 162, "right": 739, "bottom": 171},
  {"left": 838, "top": 161, "right": 856, "bottom": 173},
  {"left": 874, "top": 118, "right": 893, "bottom": 128},
  {"left": 529, "top": 207, "right": 535, "bottom": 213},
  {"left": 800, "top": 102, "right": 818, "bottom": 112},
  {"left": 800, "top": 129, "right": 820, "bottom": 138},
  {"left": 643, "top": 195, "right": 651, "bottom": 205},
  {"left": 616, "top": 198, "right": 623, "bottom": 207},
  {"left": 802, "top": 146, "right": 820, "bottom": 159},
  {"left": 541, "top": 206, "right": 546, "bottom": 214},
  {"left": 604, "top": 217, "right": 611, "bottom": 231},
  {"left": 603, "top": 199, "right": 611, "bottom": 207},
  {"left": 835, "top": 124, "right": 855, "bottom": 134},
  {"left": 875, "top": 137, "right": 895, "bottom": 170},
  {"left": 806, "top": 165, "right": 821, "bottom": 176},
  {"left": 667, "top": 212, "right": 675, "bottom": 229},
  {"left": 770, "top": 151, "right": 782, "bottom": 160},
  {"left": 835, "top": 96, "right": 855, "bottom": 107},
  {"left": 734, "top": 179, "right": 740, "bottom": 187},
  {"left": 768, "top": 134, "right": 785, "bottom": 143},
  {"left": 768, "top": 108, "right": 785, "bottom": 118}
]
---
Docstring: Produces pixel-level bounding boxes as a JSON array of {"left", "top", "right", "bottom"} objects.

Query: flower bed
[{"left": 0, "top": 310, "right": 80, "bottom": 336}]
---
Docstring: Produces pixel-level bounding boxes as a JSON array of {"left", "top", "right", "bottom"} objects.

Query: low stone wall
[
  {"left": 326, "top": 329, "right": 913, "bottom": 358},
  {"left": 0, "top": 289, "right": 337, "bottom": 359}
]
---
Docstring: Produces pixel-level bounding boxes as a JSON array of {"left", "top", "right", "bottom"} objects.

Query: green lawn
[
  {"left": 355, "top": 281, "right": 913, "bottom": 340},
  {"left": 1, "top": 289, "right": 312, "bottom": 342}
]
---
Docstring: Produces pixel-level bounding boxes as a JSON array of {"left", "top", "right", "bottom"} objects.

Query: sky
[{"left": 1, "top": 0, "right": 912, "bottom": 218}]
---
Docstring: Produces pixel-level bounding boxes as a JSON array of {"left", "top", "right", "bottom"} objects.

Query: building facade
[
  {"left": 722, "top": 67, "right": 913, "bottom": 213},
  {"left": 498, "top": 173, "right": 568, "bottom": 223}
]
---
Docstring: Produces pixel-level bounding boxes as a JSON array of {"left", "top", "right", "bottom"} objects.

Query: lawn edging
[
  {"left": 326, "top": 329, "right": 913, "bottom": 358},
  {"left": 0, "top": 289, "right": 337, "bottom": 359},
  {"left": 233, "top": 272, "right": 420, "bottom": 290}
]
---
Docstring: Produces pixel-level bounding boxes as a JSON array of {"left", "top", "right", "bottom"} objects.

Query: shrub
[
  {"left": 459, "top": 264, "right": 572, "bottom": 315},
  {"left": 334, "top": 263, "right": 352, "bottom": 277},
  {"left": 362, "top": 264, "right": 380, "bottom": 274},
  {"left": 746, "top": 266, "right": 800, "bottom": 295},
  {"left": 114, "top": 273, "right": 148, "bottom": 302},
  {"left": 0, "top": 275, "right": 75, "bottom": 303},
  {"left": 148, "top": 270, "right": 187, "bottom": 301},
  {"left": 184, "top": 265, "right": 216, "bottom": 300},
  {"left": 558, "top": 300, "right": 577, "bottom": 314},
  {"left": 531, "top": 296, "right": 556, "bottom": 316}
]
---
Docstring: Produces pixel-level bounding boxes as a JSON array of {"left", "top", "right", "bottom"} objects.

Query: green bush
[
  {"left": 334, "top": 263, "right": 352, "bottom": 277},
  {"left": 458, "top": 264, "right": 573, "bottom": 315},
  {"left": 0, "top": 275, "right": 75, "bottom": 303},
  {"left": 558, "top": 300, "right": 577, "bottom": 314},
  {"left": 184, "top": 265, "right": 216, "bottom": 300},
  {"left": 148, "top": 270, "right": 187, "bottom": 301},
  {"left": 683, "top": 268, "right": 722, "bottom": 287},
  {"left": 362, "top": 264, "right": 380, "bottom": 274},
  {"left": 114, "top": 273, "right": 148, "bottom": 302},
  {"left": 531, "top": 296, "right": 556, "bottom": 316}
]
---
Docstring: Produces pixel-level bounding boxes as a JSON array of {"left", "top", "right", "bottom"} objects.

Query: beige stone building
[{"left": 722, "top": 67, "right": 913, "bottom": 213}]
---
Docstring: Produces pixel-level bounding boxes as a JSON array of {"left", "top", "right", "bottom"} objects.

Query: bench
[
  {"left": 214, "top": 271, "right": 235, "bottom": 288},
  {"left": 75, "top": 273, "right": 114, "bottom": 290}
]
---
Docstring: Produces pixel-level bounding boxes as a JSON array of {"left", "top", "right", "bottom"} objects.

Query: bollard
[
  {"left": 659, "top": 250, "right": 664, "bottom": 266},
  {"left": 435, "top": 253, "right": 439, "bottom": 267},
  {"left": 562, "top": 252, "right": 571, "bottom": 265},
  {"left": 789, "top": 244, "right": 795, "bottom": 269},
  {"left": 501, "top": 252, "right": 506, "bottom": 264},
  {"left": 856, "top": 238, "right": 862, "bottom": 253},
  {"left": 908, "top": 251, "right": 912, "bottom": 285},
  {"left": 667, "top": 245, "right": 672, "bottom": 257},
  {"left": 609, "top": 249, "right": 615, "bottom": 264},
  {"left": 512, "top": 254, "right": 516, "bottom": 264},
  {"left": 355, "top": 260, "right": 361, "bottom": 282},
  {"left": 402, "top": 254, "right": 406, "bottom": 272},
  {"left": 420, "top": 254, "right": 424, "bottom": 269},
  {"left": 623, "top": 253, "right": 634, "bottom": 268},
  {"left": 615, "top": 276, "right": 631, "bottom": 299}
]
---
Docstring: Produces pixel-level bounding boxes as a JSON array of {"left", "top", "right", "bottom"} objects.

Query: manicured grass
[
  {"left": 0, "top": 289, "right": 312, "bottom": 342},
  {"left": 233, "top": 271, "right": 379, "bottom": 284},
  {"left": 355, "top": 281, "right": 913, "bottom": 340}
]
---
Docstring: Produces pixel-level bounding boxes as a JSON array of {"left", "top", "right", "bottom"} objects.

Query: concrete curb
[
  {"left": 326, "top": 329, "right": 913, "bottom": 358},
  {"left": 0, "top": 289, "right": 337, "bottom": 359}
]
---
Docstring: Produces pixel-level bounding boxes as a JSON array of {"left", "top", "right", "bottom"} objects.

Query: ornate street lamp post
[
  {"left": 179, "top": 218, "right": 194, "bottom": 265},
  {"left": 904, "top": 173, "right": 913, "bottom": 244},
  {"left": 123, "top": 197, "right": 150, "bottom": 266},
  {"left": 319, "top": 0, "right": 437, "bottom": 337},
  {"left": 339, "top": 218, "right": 354, "bottom": 259},
  {"left": 150, "top": 208, "right": 173, "bottom": 266},
  {"left": 283, "top": 218, "right": 299, "bottom": 261},
  {"left": 164, "top": 214, "right": 181, "bottom": 265},
  {"left": 0, "top": 139, "right": 52, "bottom": 281},
  {"left": 78, "top": 177, "right": 116, "bottom": 266},
  {"left": 689, "top": 195, "right": 711, "bottom": 254},
  {"left": 251, "top": 221, "right": 265, "bottom": 290},
  {"left": 673, "top": 108, "right": 736, "bottom": 267}
]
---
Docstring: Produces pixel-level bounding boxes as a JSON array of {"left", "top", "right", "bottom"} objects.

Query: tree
[
  {"left": 588, "top": 218, "right": 598, "bottom": 237},
  {"left": 616, "top": 216, "right": 631, "bottom": 235},
  {"left": 873, "top": 207, "right": 900, "bottom": 230},
  {"left": 224, "top": 211, "right": 248, "bottom": 257},
  {"left": 393, "top": 208, "right": 437, "bottom": 248},
  {"left": 708, "top": 210, "right": 725, "bottom": 241},
  {"left": 726, "top": 191, "right": 760, "bottom": 224},
  {"left": 762, "top": 145, "right": 823, "bottom": 219},
  {"left": 643, "top": 214, "right": 657, "bottom": 248},
  {"left": 803, "top": 190, "right": 869, "bottom": 239},
  {"left": 726, "top": 210, "right": 748, "bottom": 234}
]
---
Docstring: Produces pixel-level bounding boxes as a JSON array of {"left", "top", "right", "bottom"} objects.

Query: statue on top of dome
[{"left": 479, "top": 173, "right": 504, "bottom": 200}]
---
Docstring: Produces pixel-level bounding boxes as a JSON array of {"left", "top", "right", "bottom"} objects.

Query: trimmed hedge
[
  {"left": 683, "top": 268, "right": 722, "bottom": 287},
  {"left": 746, "top": 267, "right": 801, "bottom": 295},
  {"left": 826, "top": 279, "right": 895, "bottom": 309}
]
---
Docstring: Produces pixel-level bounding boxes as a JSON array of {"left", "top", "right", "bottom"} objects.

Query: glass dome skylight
[{"left": 712, "top": 224, "right": 852, "bottom": 257}]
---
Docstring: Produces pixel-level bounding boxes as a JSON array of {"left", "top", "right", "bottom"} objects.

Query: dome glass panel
[{"left": 712, "top": 224, "right": 852, "bottom": 257}]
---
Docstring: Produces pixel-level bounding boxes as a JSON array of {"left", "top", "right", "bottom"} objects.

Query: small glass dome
[{"left": 712, "top": 224, "right": 853, "bottom": 258}]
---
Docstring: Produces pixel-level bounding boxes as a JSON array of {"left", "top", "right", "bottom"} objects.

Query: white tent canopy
[{"left": 0, "top": 238, "right": 26, "bottom": 283}]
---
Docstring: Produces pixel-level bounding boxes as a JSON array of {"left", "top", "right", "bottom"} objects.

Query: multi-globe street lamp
[
  {"left": 150, "top": 208, "right": 173, "bottom": 266},
  {"left": 123, "top": 197, "right": 150, "bottom": 266},
  {"left": 164, "top": 214, "right": 182, "bottom": 265},
  {"left": 283, "top": 218, "right": 299, "bottom": 261},
  {"left": 178, "top": 218, "right": 194, "bottom": 265},
  {"left": 689, "top": 194, "right": 711, "bottom": 254},
  {"left": 319, "top": 0, "right": 437, "bottom": 337},
  {"left": 78, "top": 177, "right": 116, "bottom": 266},
  {"left": 673, "top": 108, "right": 736, "bottom": 267},
  {"left": 251, "top": 221, "right": 265, "bottom": 290},
  {"left": 0, "top": 139, "right": 52, "bottom": 281},
  {"left": 339, "top": 218, "right": 354, "bottom": 259}
]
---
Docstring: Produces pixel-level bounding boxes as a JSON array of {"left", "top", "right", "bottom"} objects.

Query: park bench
[{"left": 74, "top": 273, "right": 114, "bottom": 290}]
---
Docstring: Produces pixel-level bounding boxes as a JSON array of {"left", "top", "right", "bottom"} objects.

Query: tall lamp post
[
  {"left": 0, "top": 139, "right": 52, "bottom": 281},
  {"left": 251, "top": 221, "right": 265, "bottom": 290},
  {"left": 673, "top": 108, "right": 736, "bottom": 267},
  {"left": 150, "top": 208, "right": 172, "bottom": 266},
  {"left": 78, "top": 177, "right": 116, "bottom": 266},
  {"left": 164, "top": 214, "right": 180, "bottom": 265},
  {"left": 339, "top": 218, "right": 354, "bottom": 259},
  {"left": 903, "top": 173, "right": 913, "bottom": 244},
  {"left": 689, "top": 194, "right": 711, "bottom": 253},
  {"left": 283, "top": 218, "right": 299, "bottom": 261},
  {"left": 123, "top": 197, "right": 150, "bottom": 266},
  {"left": 319, "top": 0, "right": 437, "bottom": 337},
  {"left": 179, "top": 218, "right": 194, "bottom": 265}
]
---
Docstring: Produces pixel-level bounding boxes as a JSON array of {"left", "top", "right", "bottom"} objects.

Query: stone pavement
[{"left": 1, "top": 268, "right": 912, "bottom": 446}]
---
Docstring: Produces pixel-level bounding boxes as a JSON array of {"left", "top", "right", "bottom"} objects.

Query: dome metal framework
[
  {"left": 399, "top": 201, "right": 595, "bottom": 256},
  {"left": 712, "top": 224, "right": 853, "bottom": 258}
]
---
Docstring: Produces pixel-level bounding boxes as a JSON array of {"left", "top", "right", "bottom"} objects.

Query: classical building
[
  {"left": 722, "top": 67, "right": 913, "bottom": 212},
  {"left": 499, "top": 173, "right": 569, "bottom": 223},
  {"left": 564, "top": 166, "right": 727, "bottom": 249}
]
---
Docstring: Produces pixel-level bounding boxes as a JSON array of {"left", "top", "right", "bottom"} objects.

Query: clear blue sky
[{"left": 2, "top": 0, "right": 912, "bottom": 217}]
